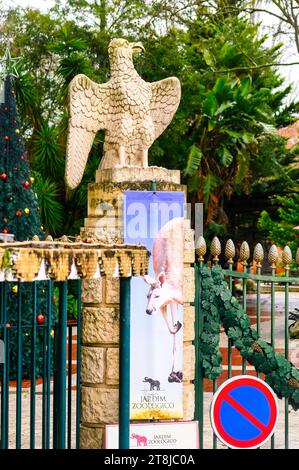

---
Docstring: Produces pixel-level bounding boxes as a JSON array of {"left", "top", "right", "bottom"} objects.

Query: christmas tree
[
  {"left": 0, "top": 71, "right": 55, "bottom": 379},
  {"left": 0, "top": 75, "right": 42, "bottom": 238}
]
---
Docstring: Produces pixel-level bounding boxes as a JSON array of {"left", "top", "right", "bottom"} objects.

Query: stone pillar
[
  {"left": 80, "top": 167, "right": 195, "bottom": 449},
  {"left": 80, "top": 277, "right": 120, "bottom": 448},
  {"left": 183, "top": 221, "right": 196, "bottom": 420}
]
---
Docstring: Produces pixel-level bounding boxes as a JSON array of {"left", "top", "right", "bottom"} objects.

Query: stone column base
[
  {"left": 81, "top": 167, "right": 186, "bottom": 243},
  {"left": 95, "top": 166, "right": 181, "bottom": 184},
  {"left": 80, "top": 166, "right": 195, "bottom": 449}
]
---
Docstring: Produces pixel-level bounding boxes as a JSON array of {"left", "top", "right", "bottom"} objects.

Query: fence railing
[
  {"left": 194, "top": 237, "right": 299, "bottom": 449},
  {"left": 0, "top": 279, "right": 81, "bottom": 449},
  {"left": 0, "top": 240, "right": 148, "bottom": 450}
]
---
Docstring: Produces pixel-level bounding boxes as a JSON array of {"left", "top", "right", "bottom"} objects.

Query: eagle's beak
[{"left": 131, "top": 42, "right": 145, "bottom": 55}]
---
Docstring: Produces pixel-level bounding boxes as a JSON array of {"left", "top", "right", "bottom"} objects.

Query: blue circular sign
[{"left": 210, "top": 375, "right": 278, "bottom": 449}]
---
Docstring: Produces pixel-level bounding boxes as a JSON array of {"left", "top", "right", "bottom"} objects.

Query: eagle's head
[{"left": 108, "top": 38, "right": 145, "bottom": 63}]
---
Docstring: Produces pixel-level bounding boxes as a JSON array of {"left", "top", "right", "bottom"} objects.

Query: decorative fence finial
[
  {"left": 268, "top": 244, "right": 279, "bottom": 268},
  {"left": 195, "top": 235, "right": 206, "bottom": 262},
  {"left": 225, "top": 239, "right": 235, "bottom": 263},
  {"left": 282, "top": 245, "right": 292, "bottom": 269},
  {"left": 253, "top": 243, "right": 264, "bottom": 267},
  {"left": 211, "top": 236, "right": 221, "bottom": 262},
  {"left": 239, "top": 241, "right": 250, "bottom": 264}
]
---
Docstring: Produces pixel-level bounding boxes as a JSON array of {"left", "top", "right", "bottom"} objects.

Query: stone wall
[
  {"left": 80, "top": 277, "right": 120, "bottom": 448},
  {"left": 182, "top": 223, "right": 195, "bottom": 421},
  {"left": 80, "top": 168, "right": 195, "bottom": 448}
]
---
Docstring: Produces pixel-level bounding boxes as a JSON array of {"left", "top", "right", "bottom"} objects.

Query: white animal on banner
[{"left": 144, "top": 217, "right": 184, "bottom": 383}]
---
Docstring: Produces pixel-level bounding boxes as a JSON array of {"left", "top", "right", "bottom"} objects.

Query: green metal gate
[
  {"left": 194, "top": 237, "right": 299, "bottom": 449},
  {"left": 0, "top": 279, "right": 81, "bottom": 449}
]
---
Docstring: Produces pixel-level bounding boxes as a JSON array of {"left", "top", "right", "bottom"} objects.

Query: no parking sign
[{"left": 210, "top": 375, "right": 279, "bottom": 449}]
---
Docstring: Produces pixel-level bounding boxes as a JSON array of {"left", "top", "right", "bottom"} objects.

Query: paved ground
[
  {"left": 6, "top": 388, "right": 299, "bottom": 449},
  {"left": 7, "top": 382, "right": 77, "bottom": 449}
]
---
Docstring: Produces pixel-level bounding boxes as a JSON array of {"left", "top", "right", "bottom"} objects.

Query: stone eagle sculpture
[{"left": 65, "top": 38, "right": 181, "bottom": 190}]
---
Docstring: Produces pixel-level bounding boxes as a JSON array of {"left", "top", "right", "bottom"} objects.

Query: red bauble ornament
[
  {"left": 2, "top": 229, "right": 8, "bottom": 234},
  {"left": 37, "top": 314, "right": 45, "bottom": 324},
  {"left": 23, "top": 181, "right": 30, "bottom": 189},
  {"left": 6, "top": 323, "right": 11, "bottom": 328},
  {"left": 16, "top": 210, "right": 22, "bottom": 217},
  {"left": 4, "top": 135, "right": 9, "bottom": 141},
  {"left": 1, "top": 173, "right": 7, "bottom": 181},
  {"left": 4, "top": 106, "right": 7, "bottom": 112},
  {"left": 20, "top": 155, "right": 25, "bottom": 160},
  {"left": 52, "top": 296, "right": 57, "bottom": 303}
]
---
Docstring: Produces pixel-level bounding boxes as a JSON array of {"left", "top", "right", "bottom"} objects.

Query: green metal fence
[
  {"left": 194, "top": 237, "right": 299, "bottom": 449},
  {"left": 0, "top": 279, "right": 81, "bottom": 449}
]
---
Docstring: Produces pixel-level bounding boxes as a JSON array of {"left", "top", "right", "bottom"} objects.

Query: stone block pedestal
[{"left": 82, "top": 167, "right": 186, "bottom": 244}]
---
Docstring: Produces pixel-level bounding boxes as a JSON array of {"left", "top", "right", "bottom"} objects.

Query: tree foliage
[
  {"left": 0, "top": 0, "right": 297, "bottom": 236},
  {"left": 258, "top": 192, "right": 299, "bottom": 254}
]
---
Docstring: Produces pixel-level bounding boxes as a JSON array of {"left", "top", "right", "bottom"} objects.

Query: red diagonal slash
[
  {"left": 212, "top": 377, "right": 278, "bottom": 448},
  {"left": 224, "top": 392, "right": 267, "bottom": 432}
]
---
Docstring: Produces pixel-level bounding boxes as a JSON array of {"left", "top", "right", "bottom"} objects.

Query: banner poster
[{"left": 124, "top": 190, "right": 185, "bottom": 420}]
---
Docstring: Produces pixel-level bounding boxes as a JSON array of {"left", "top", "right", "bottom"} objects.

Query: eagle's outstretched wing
[
  {"left": 150, "top": 77, "right": 181, "bottom": 140},
  {"left": 65, "top": 74, "right": 111, "bottom": 190}
]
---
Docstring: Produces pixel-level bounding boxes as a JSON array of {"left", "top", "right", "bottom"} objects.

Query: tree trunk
[{"left": 100, "top": 0, "right": 107, "bottom": 32}]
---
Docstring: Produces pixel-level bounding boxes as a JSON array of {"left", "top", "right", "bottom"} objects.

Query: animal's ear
[
  {"left": 158, "top": 272, "right": 166, "bottom": 285},
  {"left": 143, "top": 275, "right": 157, "bottom": 286}
]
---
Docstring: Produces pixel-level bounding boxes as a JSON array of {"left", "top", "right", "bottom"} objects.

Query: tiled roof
[{"left": 278, "top": 120, "right": 299, "bottom": 149}]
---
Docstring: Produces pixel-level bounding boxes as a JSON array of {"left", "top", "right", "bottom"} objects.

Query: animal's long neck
[{"left": 110, "top": 55, "right": 139, "bottom": 79}]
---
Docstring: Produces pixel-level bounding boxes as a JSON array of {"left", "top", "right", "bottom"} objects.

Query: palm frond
[
  {"left": 33, "top": 174, "right": 65, "bottom": 236},
  {"left": 32, "top": 123, "right": 65, "bottom": 180},
  {"left": 184, "top": 144, "right": 203, "bottom": 176},
  {"left": 57, "top": 53, "right": 93, "bottom": 84},
  {"left": 14, "top": 64, "right": 40, "bottom": 128},
  {"left": 202, "top": 173, "right": 219, "bottom": 206}
]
